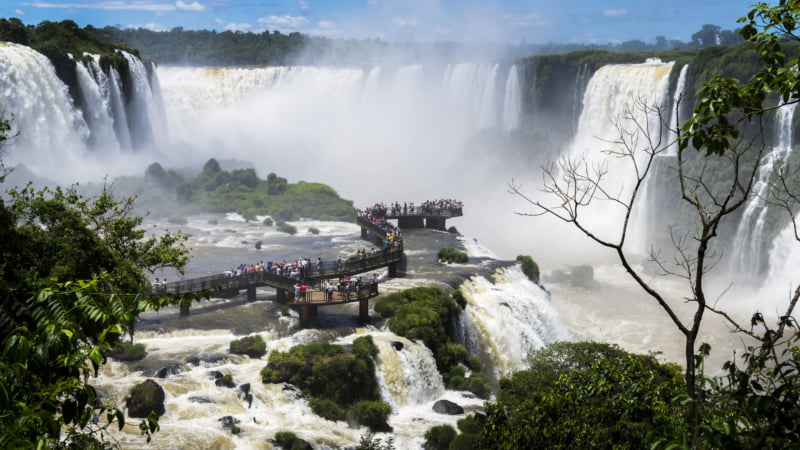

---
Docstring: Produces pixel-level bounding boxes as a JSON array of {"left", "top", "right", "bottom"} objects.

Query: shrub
[
  {"left": 308, "top": 227, "right": 320, "bottom": 235},
  {"left": 168, "top": 215, "right": 187, "bottom": 225},
  {"left": 309, "top": 397, "right": 345, "bottom": 421},
  {"left": 108, "top": 341, "right": 146, "bottom": 361},
  {"left": 424, "top": 424, "right": 456, "bottom": 450},
  {"left": 230, "top": 424, "right": 241, "bottom": 435},
  {"left": 274, "top": 431, "right": 312, "bottom": 450},
  {"left": 280, "top": 305, "right": 290, "bottom": 316},
  {"left": 515, "top": 255, "right": 540, "bottom": 283},
  {"left": 452, "top": 289, "right": 467, "bottom": 309},
  {"left": 347, "top": 401, "right": 392, "bottom": 432},
  {"left": 229, "top": 334, "right": 267, "bottom": 358},
  {"left": 276, "top": 220, "right": 297, "bottom": 235},
  {"left": 255, "top": 240, "right": 263, "bottom": 250},
  {"left": 263, "top": 217, "right": 273, "bottom": 226},
  {"left": 437, "top": 247, "right": 468, "bottom": 263}
]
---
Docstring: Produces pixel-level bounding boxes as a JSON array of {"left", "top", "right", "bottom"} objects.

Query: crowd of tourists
[
  {"left": 363, "top": 199, "right": 463, "bottom": 216},
  {"left": 360, "top": 203, "right": 404, "bottom": 252}
]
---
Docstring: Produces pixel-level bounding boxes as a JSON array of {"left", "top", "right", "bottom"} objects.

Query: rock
[
  {"left": 244, "top": 393, "right": 253, "bottom": 409},
  {"left": 218, "top": 415, "right": 240, "bottom": 430},
  {"left": 229, "top": 335, "right": 267, "bottom": 358},
  {"left": 239, "top": 383, "right": 251, "bottom": 395},
  {"left": 126, "top": 379, "right": 166, "bottom": 418},
  {"left": 189, "top": 396, "right": 215, "bottom": 404},
  {"left": 154, "top": 363, "right": 181, "bottom": 378},
  {"left": 391, "top": 341, "right": 404, "bottom": 351},
  {"left": 186, "top": 354, "right": 227, "bottom": 367},
  {"left": 209, "top": 370, "right": 224, "bottom": 380},
  {"left": 215, "top": 373, "right": 236, "bottom": 388},
  {"left": 282, "top": 383, "right": 304, "bottom": 400},
  {"left": 432, "top": 399, "right": 464, "bottom": 415}
]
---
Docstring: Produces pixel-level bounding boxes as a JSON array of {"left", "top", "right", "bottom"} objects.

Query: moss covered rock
[
  {"left": 229, "top": 334, "right": 267, "bottom": 358},
  {"left": 126, "top": 379, "right": 165, "bottom": 418}
]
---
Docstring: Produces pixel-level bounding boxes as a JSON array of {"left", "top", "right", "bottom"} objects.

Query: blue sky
[{"left": 4, "top": 0, "right": 757, "bottom": 44}]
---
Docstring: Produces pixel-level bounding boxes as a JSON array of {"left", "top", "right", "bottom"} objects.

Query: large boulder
[
  {"left": 126, "top": 379, "right": 166, "bottom": 418},
  {"left": 432, "top": 399, "right": 464, "bottom": 415}
]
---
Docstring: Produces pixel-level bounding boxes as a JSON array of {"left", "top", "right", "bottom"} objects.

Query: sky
[{"left": 3, "top": 0, "right": 758, "bottom": 45}]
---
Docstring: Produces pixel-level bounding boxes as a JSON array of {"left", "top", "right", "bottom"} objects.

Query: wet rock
[
  {"left": 218, "top": 415, "right": 240, "bottom": 430},
  {"left": 282, "top": 383, "right": 305, "bottom": 400},
  {"left": 189, "top": 396, "right": 215, "bottom": 404},
  {"left": 215, "top": 373, "right": 236, "bottom": 388},
  {"left": 391, "top": 341, "right": 404, "bottom": 351},
  {"left": 154, "top": 363, "right": 181, "bottom": 378},
  {"left": 244, "top": 393, "right": 253, "bottom": 409},
  {"left": 432, "top": 399, "right": 464, "bottom": 415},
  {"left": 186, "top": 354, "right": 227, "bottom": 367},
  {"left": 209, "top": 370, "right": 224, "bottom": 380},
  {"left": 239, "top": 383, "right": 251, "bottom": 395},
  {"left": 126, "top": 379, "right": 166, "bottom": 418}
]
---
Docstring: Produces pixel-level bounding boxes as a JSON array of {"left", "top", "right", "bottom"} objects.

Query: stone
[
  {"left": 189, "top": 396, "right": 214, "bottom": 404},
  {"left": 432, "top": 399, "right": 464, "bottom": 415},
  {"left": 126, "top": 379, "right": 166, "bottom": 418},
  {"left": 155, "top": 363, "right": 181, "bottom": 378},
  {"left": 218, "top": 415, "right": 240, "bottom": 430},
  {"left": 391, "top": 341, "right": 404, "bottom": 351}
]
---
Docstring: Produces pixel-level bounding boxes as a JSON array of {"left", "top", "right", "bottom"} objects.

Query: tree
[
  {"left": 478, "top": 342, "right": 684, "bottom": 449},
  {"left": 692, "top": 24, "right": 721, "bottom": 47},
  {"left": 0, "top": 118, "right": 193, "bottom": 446},
  {"left": 511, "top": 1, "right": 800, "bottom": 442}
]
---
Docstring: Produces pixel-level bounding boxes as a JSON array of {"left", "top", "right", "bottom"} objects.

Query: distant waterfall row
[{"left": 0, "top": 42, "right": 165, "bottom": 177}]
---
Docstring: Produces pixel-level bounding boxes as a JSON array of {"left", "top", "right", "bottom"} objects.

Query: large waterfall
[
  {"left": 563, "top": 59, "right": 674, "bottom": 251},
  {"left": 0, "top": 43, "right": 165, "bottom": 181}
]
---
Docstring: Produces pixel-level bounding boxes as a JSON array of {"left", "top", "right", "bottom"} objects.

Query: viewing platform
[{"left": 150, "top": 199, "right": 460, "bottom": 327}]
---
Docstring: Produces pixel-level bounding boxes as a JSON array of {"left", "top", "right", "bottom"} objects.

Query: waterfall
[
  {"left": 121, "top": 51, "right": 161, "bottom": 148},
  {"left": 442, "top": 62, "right": 500, "bottom": 132},
  {"left": 730, "top": 103, "right": 798, "bottom": 279},
  {"left": 107, "top": 64, "right": 133, "bottom": 150},
  {"left": 564, "top": 59, "right": 674, "bottom": 249},
  {"left": 457, "top": 265, "right": 569, "bottom": 381},
  {"left": 0, "top": 42, "right": 89, "bottom": 175},
  {"left": 75, "top": 56, "right": 120, "bottom": 151},
  {"left": 664, "top": 64, "right": 689, "bottom": 156},
  {"left": 502, "top": 65, "right": 521, "bottom": 131}
]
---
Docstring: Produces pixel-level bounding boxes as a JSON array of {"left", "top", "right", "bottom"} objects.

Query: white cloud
[
  {"left": 365, "top": 0, "right": 377, "bottom": 8},
  {"left": 391, "top": 17, "right": 418, "bottom": 28},
  {"left": 603, "top": 9, "right": 629, "bottom": 17},
  {"left": 126, "top": 22, "right": 168, "bottom": 31},
  {"left": 297, "top": 0, "right": 310, "bottom": 11},
  {"left": 224, "top": 22, "right": 252, "bottom": 31},
  {"left": 24, "top": 1, "right": 176, "bottom": 12},
  {"left": 175, "top": 0, "right": 205, "bottom": 12},
  {"left": 258, "top": 15, "right": 310, "bottom": 30},
  {"left": 317, "top": 20, "right": 335, "bottom": 29},
  {"left": 13, "top": 8, "right": 25, "bottom": 15}
]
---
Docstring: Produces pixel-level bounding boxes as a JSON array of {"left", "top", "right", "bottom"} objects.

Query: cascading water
[
  {"left": 75, "top": 56, "right": 120, "bottom": 151},
  {"left": 456, "top": 265, "right": 570, "bottom": 382},
  {"left": 730, "top": 103, "right": 798, "bottom": 279},
  {"left": 565, "top": 58, "right": 674, "bottom": 251},
  {"left": 121, "top": 51, "right": 162, "bottom": 148},
  {"left": 0, "top": 42, "right": 89, "bottom": 175},
  {"left": 502, "top": 65, "right": 521, "bottom": 131},
  {"left": 665, "top": 64, "right": 689, "bottom": 156}
]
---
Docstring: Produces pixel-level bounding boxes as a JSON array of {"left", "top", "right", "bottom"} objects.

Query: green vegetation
[
  {"left": 260, "top": 336, "right": 391, "bottom": 431},
  {"left": 168, "top": 215, "right": 188, "bottom": 225},
  {"left": 374, "top": 287, "right": 489, "bottom": 398},
  {"left": 424, "top": 425, "right": 456, "bottom": 450},
  {"left": 117, "top": 158, "right": 357, "bottom": 223},
  {"left": 229, "top": 334, "right": 267, "bottom": 358},
  {"left": 356, "top": 432, "right": 395, "bottom": 450},
  {"left": 274, "top": 431, "right": 312, "bottom": 449},
  {"left": 254, "top": 240, "right": 263, "bottom": 250},
  {"left": 515, "top": 255, "right": 539, "bottom": 283},
  {"left": 477, "top": 342, "right": 685, "bottom": 449},
  {"left": 437, "top": 247, "right": 468, "bottom": 264},
  {"left": 109, "top": 341, "right": 147, "bottom": 361},
  {"left": 308, "top": 227, "right": 320, "bottom": 235}
]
